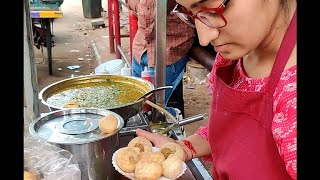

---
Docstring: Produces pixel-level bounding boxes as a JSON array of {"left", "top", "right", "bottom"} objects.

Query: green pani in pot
[{"left": 47, "top": 82, "right": 145, "bottom": 109}]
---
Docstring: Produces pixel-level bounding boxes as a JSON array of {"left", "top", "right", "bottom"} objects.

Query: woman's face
[{"left": 176, "top": 0, "right": 281, "bottom": 60}]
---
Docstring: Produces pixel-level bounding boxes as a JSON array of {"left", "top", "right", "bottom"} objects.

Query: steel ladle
[{"left": 136, "top": 85, "right": 173, "bottom": 101}]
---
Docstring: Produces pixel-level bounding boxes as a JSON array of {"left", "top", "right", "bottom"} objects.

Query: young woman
[{"left": 135, "top": 0, "right": 297, "bottom": 179}]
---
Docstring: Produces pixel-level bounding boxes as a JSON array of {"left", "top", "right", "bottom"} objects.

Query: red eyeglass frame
[{"left": 172, "top": 0, "right": 230, "bottom": 28}]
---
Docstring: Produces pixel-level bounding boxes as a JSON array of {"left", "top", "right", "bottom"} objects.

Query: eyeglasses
[{"left": 171, "top": 0, "right": 230, "bottom": 28}]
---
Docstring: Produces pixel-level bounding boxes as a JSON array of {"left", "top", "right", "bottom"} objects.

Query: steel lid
[{"left": 29, "top": 108, "right": 124, "bottom": 145}]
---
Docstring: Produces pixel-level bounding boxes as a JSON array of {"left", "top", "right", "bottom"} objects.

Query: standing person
[
  {"left": 128, "top": 0, "right": 196, "bottom": 117},
  {"left": 135, "top": 0, "right": 297, "bottom": 179}
]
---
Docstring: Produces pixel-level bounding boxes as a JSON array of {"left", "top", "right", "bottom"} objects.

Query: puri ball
[
  {"left": 127, "top": 136, "right": 152, "bottom": 154},
  {"left": 139, "top": 151, "right": 165, "bottom": 163},
  {"left": 24, "top": 171, "right": 38, "bottom": 180},
  {"left": 160, "top": 142, "right": 184, "bottom": 160},
  {"left": 116, "top": 147, "right": 139, "bottom": 173},
  {"left": 99, "top": 114, "right": 118, "bottom": 134},
  {"left": 162, "top": 155, "right": 183, "bottom": 179},
  {"left": 134, "top": 161, "right": 163, "bottom": 180}
]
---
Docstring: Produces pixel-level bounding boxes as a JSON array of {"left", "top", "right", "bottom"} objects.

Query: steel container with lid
[{"left": 29, "top": 108, "right": 125, "bottom": 180}]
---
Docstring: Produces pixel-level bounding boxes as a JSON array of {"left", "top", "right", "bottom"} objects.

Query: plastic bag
[
  {"left": 24, "top": 107, "right": 35, "bottom": 136},
  {"left": 24, "top": 136, "right": 81, "bottom": 180}
]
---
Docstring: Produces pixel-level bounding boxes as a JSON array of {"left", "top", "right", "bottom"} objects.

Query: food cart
[{"left": 24, "top": 0, "right": 213, "bottom": 179}]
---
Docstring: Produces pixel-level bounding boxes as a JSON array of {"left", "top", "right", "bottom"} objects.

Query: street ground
[{"left": 31, "top": 0, "right": 213, "bottom": 174}]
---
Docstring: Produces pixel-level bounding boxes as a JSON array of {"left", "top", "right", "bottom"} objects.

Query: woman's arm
[
  {"left": 272, "top": 69, "right": 297, "bottom": 180},
  {"left": 136, "top": 128, "right": 212, "bottom": 162},
  {"left": 176, "top": 134, "right": 212, "bottom": 161},
  {"left": 128, "top": 0, "right": 140, "bottom": 13}
]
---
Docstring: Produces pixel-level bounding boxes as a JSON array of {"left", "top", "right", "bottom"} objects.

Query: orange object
[{"left": 141, "top": 67, "right": 152, "bottom": 83}]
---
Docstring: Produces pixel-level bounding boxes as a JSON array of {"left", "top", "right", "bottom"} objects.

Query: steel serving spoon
[{"left": 136, "top": 86, "right": 173, "bottom": 101}]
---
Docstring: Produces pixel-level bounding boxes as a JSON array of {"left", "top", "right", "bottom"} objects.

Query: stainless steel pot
[
  {"left": 29, "top": 108, "right": 125, "bottom": 180},
  {"left": 38, "top": 74, "right": 154, "bottom": 120}
]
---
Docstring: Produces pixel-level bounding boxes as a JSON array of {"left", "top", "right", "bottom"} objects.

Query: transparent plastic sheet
[
  {"left": 24, "top": 107, "right": 35, "bottom": 136},
  {"left": 24, "top": 136, "right": 81, "bottom": 180}
]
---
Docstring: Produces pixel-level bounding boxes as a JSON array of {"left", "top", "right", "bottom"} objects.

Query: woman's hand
[{"left": 135, "top": 128, "right": 176, "bottom": 147}]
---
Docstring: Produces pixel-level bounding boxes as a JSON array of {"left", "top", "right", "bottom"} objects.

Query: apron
[{"left": 207, "top": 10, "right": 296, "bottom": 180}]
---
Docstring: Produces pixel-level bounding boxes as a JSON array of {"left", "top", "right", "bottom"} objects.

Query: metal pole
[
  {"left": 108, "top": 0, "right": 115, "bottom": 53},
  {"left": 46, "top": 18, "right": 53, "bottom": 75},
  {"left": 153, "top": 0, "right": 167, "bottom": 122},
  {"left": 114, "top": 0, "right": 121, "bottom": 58},
  {"left": 24, "top": 0, "right": 40, "bottom": 118},
  {"left": 117, "top": 45, "right": 131, "bottom": 68}
]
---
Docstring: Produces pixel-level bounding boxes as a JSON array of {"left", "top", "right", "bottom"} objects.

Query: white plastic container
[
  {"left": 120, "top": 63, "right": 131, "bottom": 76},
  {"left": 95, "top": 59, "right": 124, "bottom": 75}
]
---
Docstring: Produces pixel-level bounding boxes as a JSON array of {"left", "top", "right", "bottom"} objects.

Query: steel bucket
[{"left": 29, "top": 108, "right": 125, "bottom": 180}]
